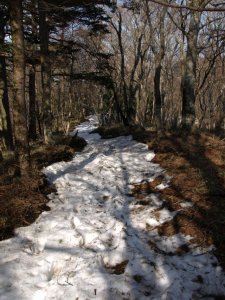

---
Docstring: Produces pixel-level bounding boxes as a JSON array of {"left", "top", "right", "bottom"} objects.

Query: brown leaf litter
[{"left": 133, "top": 130, "right": 225, "bottom": 269}]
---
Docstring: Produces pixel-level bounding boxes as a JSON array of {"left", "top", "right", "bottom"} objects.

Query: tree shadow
[
  {"left": 145, "top": 132, "right": 225, "bottom": 269},
  {"left": 1, "top": 130, "right": 225, "bottom": 299},
  {"left": 173, "top": 133, "right": 225, "bottom": 268}
]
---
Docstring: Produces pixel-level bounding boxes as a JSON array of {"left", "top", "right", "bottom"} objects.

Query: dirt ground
[
  {"left": 133, "top": 130, "right": 225, "bottom": 269},
  {"left": 1, "top": 127, "right": 225, "bottom": 271},
  {"left": 0, "top": 137, "right": 86, "bottom": 241},
  {"left": 91, "top": 125, "right": 225, "bottom": 268}
]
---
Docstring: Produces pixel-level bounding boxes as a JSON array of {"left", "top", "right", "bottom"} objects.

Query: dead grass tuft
[{"left": 105, "top": 260, "right": 129, "bottom": 275}]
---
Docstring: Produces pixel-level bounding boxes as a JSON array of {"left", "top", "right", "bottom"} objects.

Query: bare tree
[
  {"left": 9, "top": 0, "right": 31, "bottom": 175},
  {"left": 0, "top": 4, "right": 13, "bottom": 149},
  {"left": 145, "top": 0, "right": 167, "bottom": 129}
]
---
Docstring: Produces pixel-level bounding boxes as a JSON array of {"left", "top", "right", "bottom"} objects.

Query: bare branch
[{"left": 148, "top": 0, "right": 225, "bottom": 12}]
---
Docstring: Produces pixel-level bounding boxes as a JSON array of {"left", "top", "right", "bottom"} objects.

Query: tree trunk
[
  {"left": 38, "top": 0, "right": 52, "bottom": 143},
  {"left": 153, "top": 65, "right": 163, "bottom": 128},
  {"left": 181, "top": 2, "right": 201, "bottom": 128},
  {"left": 28, "top": 66, "right": 37, "bottom": 140},
  {"left": 9, "top": 0, "right": 31, "bottom": 176},
  {"left": 153, "top": 6, "right": 166, "bottom": 130},
  {"left": 146, "top": 0, "right": 166, "bottom": 130},
  {"left": 28, "top": 0, "right": 38, "bottom": 140},
  {"left": 0, "top": 11, "right": 14, "bottom": 150},
  {"left": 112, "top": 86, "right": 128, "bottom": 125},
  {"left": 112, "top": 11, "right": 129, "bottom": 122},
  {"left": 128, "top": 31, "right": 145, "bottom": 125}
]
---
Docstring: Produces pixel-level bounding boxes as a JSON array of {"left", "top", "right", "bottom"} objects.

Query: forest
[
  {"left": 0, "top": 0, "right": 224, "bottom": 176},
  {"left": 0, "top": 1, "right": 225, "bottom": 299}
]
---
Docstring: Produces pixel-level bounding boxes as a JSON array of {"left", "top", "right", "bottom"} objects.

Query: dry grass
[
  {"left": 91, "top": 124, "right": 144, "bottom": 139},
  {"left": 0, "top": 134, "right": 87, "bottom": 241},
  {"left": 133, "top": 130, "right": 225, "bottom": 268},
  {"left": 0, "top": 175, "right": 54, "bottom": 240},
  {"left": 104, "top": 260, "right": 129, "bottom": 275},
  {"left": 88, "top": 126, "right": 225, "bottom": 267}
]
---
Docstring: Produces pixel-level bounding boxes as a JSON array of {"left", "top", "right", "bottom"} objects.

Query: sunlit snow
[{"left": 0, "top": 116, "right": 225, "bottom": 299}]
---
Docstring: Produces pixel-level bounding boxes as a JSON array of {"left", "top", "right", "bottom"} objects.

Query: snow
[{"left": 0, "top": 115, "right": 225, "bottom": 299}]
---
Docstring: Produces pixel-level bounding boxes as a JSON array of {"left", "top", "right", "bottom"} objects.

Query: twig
[{"left": 148, "top": 0, "right": 225, "bottom": 12}]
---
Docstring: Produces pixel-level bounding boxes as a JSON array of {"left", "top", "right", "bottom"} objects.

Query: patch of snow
[
  {"left": 156, "top": 182, "right": 170, "bottom": 190},
  {"left": 146, "top": 152, "right": 155, "bottom": 162},
  {"left": 0, "top": 115, "right": 225, "bottom": 300},
  {"left": 180, "top": 201, "right": 194, "bottom": 208}
]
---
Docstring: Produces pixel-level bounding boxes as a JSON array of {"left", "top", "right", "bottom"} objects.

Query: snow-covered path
[{"left": 0, "top": 116, "right": 225, "bottom": 300}]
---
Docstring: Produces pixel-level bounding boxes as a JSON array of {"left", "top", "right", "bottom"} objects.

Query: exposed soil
[
  {"left": 92, "top": 125, "right": 225, "bottom": 268},
  {"left": 0, "top": 175, "right": 55, "bottom": 240},
  {"left": 133, "top": 130, "right": 225, "bottom": 269},
  {"left": 2, "top": 125, "right": 225, "bottom": 273},
  {"left": 104, "top": 260, "right": 129, "bottom": 275},
  {"left": 0, "top": 135, "right": 87, "bottom": 241},
  {"left": 91, "top": 124, "right": 144, "bottom": 139}
]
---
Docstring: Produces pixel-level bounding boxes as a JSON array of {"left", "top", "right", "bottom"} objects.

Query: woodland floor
[
  {"left": 95, "top": 125, "right": 225, "bottom": 270},
  {"left": 0, "top": 118, "right": 225, "bottom": 299},
  {"left": 0, "top": 138, "right": 86, "bottom": 241},
  {"left": 0, "top": 127, "right": 225, "bottom": 264}
]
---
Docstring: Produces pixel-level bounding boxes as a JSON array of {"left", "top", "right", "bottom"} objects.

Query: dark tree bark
[
  {"left": 38, "top": 0, "right": 53, "bottom": 143},
  {"left": 146, "top": 0, "right": 167, "bottom": 130},
  {"left": 153, "top": 5, "right": 166, "bottom": 130},
  {"left": 111, "top": 11, "right": 129, "bottom": 123},
  {"left": 181, "top": 12, "right": 200, "bottom": 127},
  {"left": 128, "top": 31, "right": 145, "bottom": 125},
  {"left": 28, "top": 66, "right": 37, "bottom": 140},
  {"left": 181, "top": 0, "right": 206, "bottom": 128},
  {"left": 28, "top": 2, "right": 38, "bottom": 141},
  {"left": 9, "top": 0, "right": 31, "bottom": 176},
  {"left": 0, "top": 9, "right": 14, "bottom": 150}
]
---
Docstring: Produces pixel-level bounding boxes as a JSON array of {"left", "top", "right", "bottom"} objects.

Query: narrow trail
[{"left": 0, "top": 116, "right": 225, "bottom": 300}]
